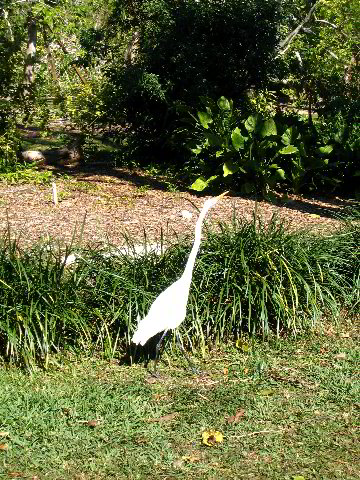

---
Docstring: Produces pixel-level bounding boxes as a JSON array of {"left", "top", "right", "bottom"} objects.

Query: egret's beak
[{"left": 216, "top": 190, "right": 229, "bottom": 201}]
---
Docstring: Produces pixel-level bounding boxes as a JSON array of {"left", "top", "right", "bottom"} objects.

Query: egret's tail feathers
[
  {"left": 132, "top": 314, "right": 144, "bottom": 345},
  {"left": 132, "top": 327, "right": 151, "bottom": 346},
  {"left": 132, "top": 315, "right": 151, "bottom": 346},
  {"left": 132, "top": 315, "right": 163, "bottom": 346}
]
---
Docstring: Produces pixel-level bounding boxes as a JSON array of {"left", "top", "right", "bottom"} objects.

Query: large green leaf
[
  {"left": 241, "top": 182, "right": 256, "bottom": 194},
  {"left": 276, "top": 168, "right": 286, "bottom": 179},
  {"left": 260, "top": 118, "right": 277, "bottom": 137},
  {"left": 244, "top": 115, "right": 259, "bottom": 133},
  {"left": 197, "top": 111, "right": 213, "bottom": 129},
  {"left": 205, "top": 131, "right": 223, "bottom": 147},
  {"left": 223, "top": 160, "right": 239, "bottom": 177},
  {"left": 279, "top": 145, "right": 299, "bottom": 155},
  {"left": 190, "top": 175, "right": 218, "bottom": 191},
  {"left": 281, "top": 126, "right": 299, "bottom": 146},
  {"left": 231, "top": 127, "right": 246, "bottom": 150},
  {"left": 190, "top": 145, "right": 202, "bottom": 155},
  {"left": 318, "top": 144, "right": 333, "bottom": 154},
  {"left": 217, "top": 96, "right": 231, "bottom": 111}
]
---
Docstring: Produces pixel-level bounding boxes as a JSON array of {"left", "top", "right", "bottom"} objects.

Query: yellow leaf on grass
[
  {"left": 202, "top": 430, "right": 224, "bottom": 446},
  {"left": 0, "top": 443, "right": 9, "bottom": 451}
]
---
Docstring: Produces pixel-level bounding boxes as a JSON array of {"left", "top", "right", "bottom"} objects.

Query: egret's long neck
[{"left": 182, "top": 208, "right": 208, "bottom": 284}]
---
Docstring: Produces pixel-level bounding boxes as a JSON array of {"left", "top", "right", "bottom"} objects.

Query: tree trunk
[
  {"left": 42, "top": 25, "right": 60, "bottom": 89},
  {"left": 24, "top": 13, "right": 37, "bottom": 98},
  {"left": 124, "top": 30, "right": 140, "bottom": 64}
]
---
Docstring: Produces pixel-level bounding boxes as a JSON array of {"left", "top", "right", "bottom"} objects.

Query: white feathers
[
  {"left": 181, "top": 209, "right": 193, "bottom": 220},
  {"left": 131, "top": 192, "right": 228, "bottom": 346}
]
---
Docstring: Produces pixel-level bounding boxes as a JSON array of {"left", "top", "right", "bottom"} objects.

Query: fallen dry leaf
[
  {"left": 340, "top": 332, "right": 350, "bottom": 338},
  {"left": 181, "top": 454, "right": 200, "bottom": 463},
  {"left": 0, "top": 432, "right": 9, "bottom": 438},
  {"left": 173, "top": 459, "right": 184, "bottom": 469},
  {"left": 324, "top": 326, "right": 335, "bottom": 336},
  {"left": 87, "top": 420, "right": 99, "bottom": 428},
  {"left": 8, "top": 473, "right": 24, "bottom": 478},
  {"left": 227, "top": 409, "right": 245, "bottom": 424},
  {"left": 258, "top": 388, "right": 275, "bottom": 396},
  {"left": 0, "top": 443, "right": 9, "bottom": 451},
  {"left": 244, "top": 367, "right": 249, "bottom": 374},
  {"left": 223, "top": 367, "right": 229, "bottom": 375},
  {"left": 335, "top": 352, "right": 347, "bottom": 360},
  {"left": 147, "top": 412, "right": 179, "bottom": 423}
]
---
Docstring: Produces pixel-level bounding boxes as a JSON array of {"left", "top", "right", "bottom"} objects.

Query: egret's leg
[
  {"left": 175, "top": 332, "right": 200, "bottom": 374},
  {"left": 152, "top": 329, "right": 169, "bottom": 375},
  {"left": 131, "top": 344, "right": 137, "bottom": 366}
]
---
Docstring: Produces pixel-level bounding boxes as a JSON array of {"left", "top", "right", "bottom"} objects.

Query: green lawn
[{"left": 1, "top": 319, "right": 359, "bottom": 480}]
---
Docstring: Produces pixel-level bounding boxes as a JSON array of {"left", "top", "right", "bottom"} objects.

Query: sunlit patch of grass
[
  {"left": 0, "top": 165, "right": 54, "bottom": 184},
  {"left": 1, "top": 323, "right": 359, "bottom": 479},
  {"left": 64, "top": 180, "right": 99, "bottom": 194}
]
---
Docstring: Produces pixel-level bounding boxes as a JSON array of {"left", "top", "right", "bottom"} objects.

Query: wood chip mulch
[{"left": 0, "top": 168, "right": 355, "bottom": 250}]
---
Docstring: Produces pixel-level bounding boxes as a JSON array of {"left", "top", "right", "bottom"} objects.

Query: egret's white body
[
  {"left": 132, "top": 192, "right": 227, "bottom": 350},
  {"left": 132, "top": 276, "right": 190, "bottom": 346}
]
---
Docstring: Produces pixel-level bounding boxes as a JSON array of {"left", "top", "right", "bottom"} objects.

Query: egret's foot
[
  {"left": 148, "top": 365, "right": 161, "bottom": 378},
  {"left": 188, "top": 365, "right": 206, "bottom": 375}
]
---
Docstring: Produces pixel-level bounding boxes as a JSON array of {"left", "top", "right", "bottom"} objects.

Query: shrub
[
  {"left": 99, "top": 0, "right": 281, "bottom": 138},
  {"left": 176, "top": 96, "right": 339, "bottom": 195},
  {"left": 1, "top": 211, "right": 358, "bottom": 368}
]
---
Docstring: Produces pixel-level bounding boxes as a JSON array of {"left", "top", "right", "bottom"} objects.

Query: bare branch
[
  {"left": 315, "top": 19, "right": 338, "bottom": 29},
  {"left": 277, "top": 2, "right": 319, "bottom": 55}
]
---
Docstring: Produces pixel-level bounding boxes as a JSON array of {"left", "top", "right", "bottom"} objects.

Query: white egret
[{"left": 132, "top": 191, "right": 228, "bottom": 373}]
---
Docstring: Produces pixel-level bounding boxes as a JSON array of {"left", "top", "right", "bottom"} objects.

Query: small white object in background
[
  {"left": 62, "top": 253, "right": 77, "bottom": 266},
  {"left": 52, "top": 182, "right": 58, "bottom": 206},
  {"left": 181, "top": 209, "right": 193, "bottom": 220},
  {"left": 102, "top": 244, "right": 167, "bottom": 258},
  {"left": 21, "top": 150, "right": 45, "bottom": 163}
]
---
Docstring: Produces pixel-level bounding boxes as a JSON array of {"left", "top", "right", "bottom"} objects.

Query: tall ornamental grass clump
[
  {"left": 187, "top": 211, "right": 359, "bottom": 349},
  {"left": 0, "top": 208, "right": 359, "bottom": 368}
]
